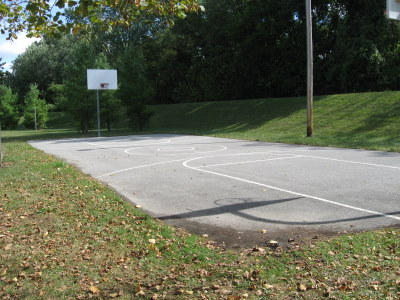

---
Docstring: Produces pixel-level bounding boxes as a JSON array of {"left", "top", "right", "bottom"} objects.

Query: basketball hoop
[{"left": 87, "top": 69, "right": 118, "bottom": 137}]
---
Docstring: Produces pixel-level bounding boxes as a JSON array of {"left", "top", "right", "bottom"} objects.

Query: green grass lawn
[
  {"left": 149, "top": 91, "right": 400, "bottom": 152},
  {"left": 1, "top": 91, "right": 399, "bottom": 299}
]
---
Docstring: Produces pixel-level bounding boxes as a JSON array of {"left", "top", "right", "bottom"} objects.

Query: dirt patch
[
  {"left": 165, "top": 218, "right": 344, "bottom": 250},
  {"left": 0, "top": 161, "right": 15, "bottom": 168},
  {"left": 165, "top": 218, "right": 400, "bottom": 251}
]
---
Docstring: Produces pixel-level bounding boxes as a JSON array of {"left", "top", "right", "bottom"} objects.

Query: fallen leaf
[
  {"left": 298, "top": 284, "right": 307, "bottom": 291},
  {"left": 370, "top": 285, "right": 379, "bottom": 291},
  {"left": 269, "top": 240, "right": 278, "bottom": 247},
  {"left": 89, "top": 286, "right": 100, "bottom": 294},
  {"left": 252, "top": 247, "right": 265, "bottom": 253},
  {"left": 4, "top": 243, "right": 12, "bottom": 251},
  {"left": 263, "top": 284, "right": 274, "bottom": 289}
]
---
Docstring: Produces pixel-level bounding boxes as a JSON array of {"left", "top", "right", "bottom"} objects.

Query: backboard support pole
[{"left": 96, "top": 89, "right": 101, "bottom": 137}]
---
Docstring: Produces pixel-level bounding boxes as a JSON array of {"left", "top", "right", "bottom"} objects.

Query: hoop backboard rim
[
  {"left": 87, "top": 69, "right": 118, "bottom": 90},
  {"left": 387, "top": 0, "right": 400, "bottom": 20}
]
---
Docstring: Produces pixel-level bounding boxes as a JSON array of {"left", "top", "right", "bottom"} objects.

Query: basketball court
[{"left": 29, "top": 134, "right": 400, "bottom": 243}]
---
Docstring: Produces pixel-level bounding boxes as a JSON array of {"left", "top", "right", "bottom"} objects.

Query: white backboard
[
  {"left": 87, "top": 69, "right": 118, "bottom": 90},
  {"left": 387, "top": 0, "right": 400, "bottom": 20}
]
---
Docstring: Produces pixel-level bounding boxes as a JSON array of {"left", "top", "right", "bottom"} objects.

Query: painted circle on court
[{"left": 125, "top": 144, "right": 227, "bottom": 155}]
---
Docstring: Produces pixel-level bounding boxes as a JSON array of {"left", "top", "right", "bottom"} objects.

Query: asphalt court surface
[{"left": 30, "top": 134, "right": 400, "bottom": 235}]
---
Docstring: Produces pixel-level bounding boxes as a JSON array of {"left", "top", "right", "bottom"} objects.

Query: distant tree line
[
  {"left": 147, "top": 0, "right": 400, "bottom": 103},
  {"left": 1, "top": 0, "right": 399, "bottom": 131}
]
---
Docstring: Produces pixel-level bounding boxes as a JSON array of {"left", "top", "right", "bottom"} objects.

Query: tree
[
  {"left": 0, "top": 85, "right": 19, "bottom": 129},
  {"left": 11, "top": 35, "right": 76, "bottom": 104},
  {"left": 61, "top": 42, "right": 97, "bottom": 133},
  {"left": 58, "top": 41, "right": 122, "bottom": 133},
  {"left": 327, "top": 0, "right": 389, "bottom": 93},
  {"left": 117, "top": 46, "right": 154, "bottom": 130},
  {"left": 0, "top": 58, "right": 11, "bottom": 86},
  {"left": 0, "top": 0, "right": 203, "bottom": 39},
  {"left": 23, "top": 84, "right": 48, "bottom": 129}
]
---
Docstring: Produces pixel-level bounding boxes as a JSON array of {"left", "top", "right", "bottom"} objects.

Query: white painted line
[
  {"left": 88, "top": 139, "right": 172, "bottom": 148},
  {"left": 183, "top": 157, "right": 400, "bottom": 221},
  {"left": 125, "top": 145, "right": 228, "bottom": 156},
  {"left": 97, "top": 151, "right": 281, "bottom": 178},
  {"left": 301, "top": 155, "right": 400, "bottom": 170},
  {"left": 200, "top": 156, "right": 302, "bottom": 168},
  {"left": 32, "top": 146, "right": 92, "bottom": 150},
  {"left": 96, "top": 158, "right": 187, "bottom": 178},
  {"left": 157, "top": 147, "right": 196, "bottom": 152}
]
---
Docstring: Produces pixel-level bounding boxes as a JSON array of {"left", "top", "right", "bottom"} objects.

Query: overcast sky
[{"left": 0, "top": 33, "right": 40, "bottom": 71}]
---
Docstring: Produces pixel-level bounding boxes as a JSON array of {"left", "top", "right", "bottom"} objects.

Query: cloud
[{"left": 0, "top": 34, "right": 40, "bottom": 57}]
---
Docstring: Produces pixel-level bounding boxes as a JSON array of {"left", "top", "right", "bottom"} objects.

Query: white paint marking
[
  {"left": 125, "top": 145, "right": 228, "bottom": 156},
  {"left": 96, "top": 158, "right": 187, "bottom": 178},
  {"left": 200, "top": 156, "right": 302, "bottom": 168},
  {"left": 183, "top": 157, "right": 400, "bottom": 221},
  {"left": 88, "top": 139, "right": 172, "bottom": 148},
  {"left": 157, "top": 147, "right": 196, "bottom": 152},
  {"left": 301, "top": 155, "right": 400, "bottom": 170}
]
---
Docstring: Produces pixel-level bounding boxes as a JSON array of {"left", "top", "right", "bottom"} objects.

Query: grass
[
  {"left": 149, "top": 91, "right": 400, "bottom": 152},
  {"left": 1, "top": 91, "right": 400, "bottom": 298}
]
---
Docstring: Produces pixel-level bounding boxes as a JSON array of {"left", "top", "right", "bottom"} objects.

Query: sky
[{"left": 0, "top": 33, "right": 40, "bottom": 71}]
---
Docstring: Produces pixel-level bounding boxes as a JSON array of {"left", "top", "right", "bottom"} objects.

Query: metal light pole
[{"left": 306, "top": 0, "right": 314, "bottom": 137}]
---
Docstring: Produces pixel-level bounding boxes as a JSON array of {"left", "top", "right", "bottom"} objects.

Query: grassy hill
[
  {"left": 43, "top": 91, "right": 400, "bottom": 152},
  {"left": 148, "top": 91, "right": 400, "bottom": 152}
]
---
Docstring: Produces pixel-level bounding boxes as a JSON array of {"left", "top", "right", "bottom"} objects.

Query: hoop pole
[
  {"left": 34, "top": 106, "right": 37, "bottom": 131},
  {"left": 306, "top": 0, "right": 314, "bottom": 137},
  {"left": 96, "top": 89, "right": 101, "bottom": 137}
]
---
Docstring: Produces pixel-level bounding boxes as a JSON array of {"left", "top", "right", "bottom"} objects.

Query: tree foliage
[
  {"left": 117, "top": 46, "right": 154, "bottom": 130},
  {"left": 60, "top": 42, "right": 97, "bottom": 133},
  {"left": 0, "top": 0, "right": 203, "bottom": 39},
  {"left": 11, "top": 36, "right": 75, "bottom": 104},
  {"left": 144, "top": 0, "right": 400, "bottom": 102},
  {"left": 0, "top": 85, "right": 19, "bottom": 129},
  {"left": 23, "top": 84, "right": 48, "bottom": 129}
]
